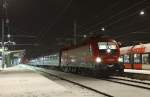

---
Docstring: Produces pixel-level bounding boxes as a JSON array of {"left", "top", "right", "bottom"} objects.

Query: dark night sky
[{"left": 0, "top": 0, "right": 150, "bottom": 58}]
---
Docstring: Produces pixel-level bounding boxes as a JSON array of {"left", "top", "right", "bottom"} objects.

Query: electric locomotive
[{"left": 60, "top": 36, "right": 124, "bottom": 75}]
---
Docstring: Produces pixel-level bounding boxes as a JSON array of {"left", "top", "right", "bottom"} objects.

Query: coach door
[
  {"left": 142, "top": 53, "right": 150, "bottom": 70},
  {"left": 133, "top": 54, "right": 142, "bottom": 70}
]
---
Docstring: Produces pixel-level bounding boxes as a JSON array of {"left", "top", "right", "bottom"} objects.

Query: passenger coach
[{"left": 120, "top": 43, "right": 150, "bottom": 70}]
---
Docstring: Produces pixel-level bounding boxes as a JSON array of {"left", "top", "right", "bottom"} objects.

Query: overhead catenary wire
[
  {"left": 84, "top": 3, "right": 150, "bottom": 35},
  {"left": 37, "top": 0, "right": 148, "bottom": 45},
  {"left": 38, "top": 0, "right": 72, "bottom": 42},
  {"left": 74, "top": 1, "right": 150, "bottom": 46},
  {"left": 111, "top": 6, "right": 150, "bottom": 40},
  {"left": 78, "top": 0, "right": 121, "bottom": 30},
  {"left": 4, "top": 19, "right": 38, "bottom": 39},
  {"left": 12, "top": 27, "right": 37, "bottom": 38},
  {"left": 79, "top": 0, "right": 148, "bottom": 34},
  {"left": 49, "top": 0, "right": 148, "bottom": 45},
  {"left": 115, "top": 22, "right": 150, "bottom": 39}
]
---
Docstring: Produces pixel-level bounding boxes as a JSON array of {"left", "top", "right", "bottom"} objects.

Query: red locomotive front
[
  {"left": 90, "top": 38, "right": 124, "bottom": 73},
  {"left": 60, "top": 36, "right": 124, "bottom": 75}
]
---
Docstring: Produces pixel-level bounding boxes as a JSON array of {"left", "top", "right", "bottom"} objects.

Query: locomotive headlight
[
  {"left": 107, "top": 49, "right": 111, "bottom": 53},
  {"left": 96, "top": 57, "right": 102, "bottom": 63},
  {"left": 118, "top": 57, "right": 123, "bottom": 62}
]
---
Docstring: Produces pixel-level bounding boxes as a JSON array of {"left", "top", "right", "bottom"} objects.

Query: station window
[
  {"left": 124, "top": 54, "right": 130, "bottom": 63},
  {"left": 142, "top": 54, "right": 149, "bottom": 64},
  {"left": 134, "top": 54, "right": 141, "bottom": 63}
]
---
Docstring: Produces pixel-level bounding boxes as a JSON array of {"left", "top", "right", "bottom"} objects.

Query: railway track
[
  {"left": 35, "top": 68, "right": 114, "bottom": 97},
  {"left": 109, "top": 76, "right": 150, "bottom": 86},
  {"left": 31, "top": 66, "right": 150, "bottom": 97},
  {"left": 102, "top": 77, "right": 150, "bottom": 90}
]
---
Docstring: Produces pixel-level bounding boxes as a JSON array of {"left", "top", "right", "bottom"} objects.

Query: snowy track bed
[{"left": 31, "top": 66, "right": 150, "bottom": 97}]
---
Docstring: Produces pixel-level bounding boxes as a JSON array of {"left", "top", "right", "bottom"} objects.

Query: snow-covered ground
[
  {"left": 0, "top": 65, "right": 104, "bottom": 97},
  {"left": 36, "top": 66, "right": 150, "bottom": 97},
  {"left": 125, "top": 69, "right": 150, "bottom": 74}
]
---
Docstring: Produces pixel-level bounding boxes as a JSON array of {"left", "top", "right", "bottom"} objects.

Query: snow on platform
[{"left": 0, "top": 65, "right": 81, "bottom": 97}]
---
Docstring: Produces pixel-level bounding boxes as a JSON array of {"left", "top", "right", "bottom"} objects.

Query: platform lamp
[{"left": 139, "top": 10, "right": 145, "bottom": 16}]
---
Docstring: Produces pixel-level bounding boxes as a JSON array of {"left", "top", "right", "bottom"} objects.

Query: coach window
[
  {"left": 49, "top": 56, "right": 53, "bottom": 60},
  {"left": 142, "top": 54, "right": 149, "bottom": 64},
  {"left": 48, "top": 56, "right": 51, "bottom": 60},
  {"left": 55, "top": 56, "right": 57, "bottom": 60},
  {"left": 124, "top": 54, "right": 130, "bottom": 63},
  {"left": 134, "top": 54, "right": 141, "bottom": 63}
]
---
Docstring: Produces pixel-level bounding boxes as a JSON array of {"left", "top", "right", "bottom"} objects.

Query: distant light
[
  {"left": 6, "top": 18, "right": 9, "bottom": 24},
  {"left": 140, "top": 10, "right": 145, "bottom": 15},
  {"left": 101, "top": 27, "right": 105, "bottom": 31},
  {"left": 7, "top": 34, "right": 11, "bottom": 38},
  {"left": 12, "top": 42, "right": 16, "bottom": 45},
  {"left": 83, "top": 34, "right": 87, "bottom": 38}
]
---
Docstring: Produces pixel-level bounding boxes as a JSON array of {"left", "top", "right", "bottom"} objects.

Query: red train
[
  {"left": 120, "top": 43, "right": 150, "bottom": 70},
  {"left": 60, "top": 36, "right": 124, "bottom": 75}
]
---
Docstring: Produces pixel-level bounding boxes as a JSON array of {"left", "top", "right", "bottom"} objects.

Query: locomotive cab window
[
  {"left": 98, "top": 42, "right": 117, "bottom": 54},
  {"left": 98, "top": 42, "right": 117, "bottom": 49}
]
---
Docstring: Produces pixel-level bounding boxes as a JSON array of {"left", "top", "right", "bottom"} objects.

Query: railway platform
[
  {"left": 1, "top": 64, "right": 150, "bottom": 97},
  {"left": 125, "top": 69, "right": 150, "bottom": 75},
  {"left": 0, "top": 65, "right": 84, "bottom": 97},
  {"left": 32, "top": 65, "right": 150, "bottom": 97},
  {"left": 124, "top": 69, "right": 150, "bottom": 80}
]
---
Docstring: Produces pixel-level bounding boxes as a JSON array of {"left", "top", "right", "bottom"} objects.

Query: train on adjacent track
[
  {"left": 28, "top": 36, "right": 124, "bottom": 75},
  {"left": 120, "top": 43, "right": 150, "bottom": 70}
]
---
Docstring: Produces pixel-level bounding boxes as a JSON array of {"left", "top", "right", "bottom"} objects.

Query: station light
[
  {"left": 6, "top": 18, "right": 9, "bottom": 24},
  {"left": 83, "top": 34, "right": 87, "bottom": 38},
  {"left": 7, "top": 34, "right": 11, "bottom": 38},
  {"left": 101, "top": 27, "right": 105, "bottom": 31},
  {"left": 139, "top": 10, "right": 145, "bottom": 15}
]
